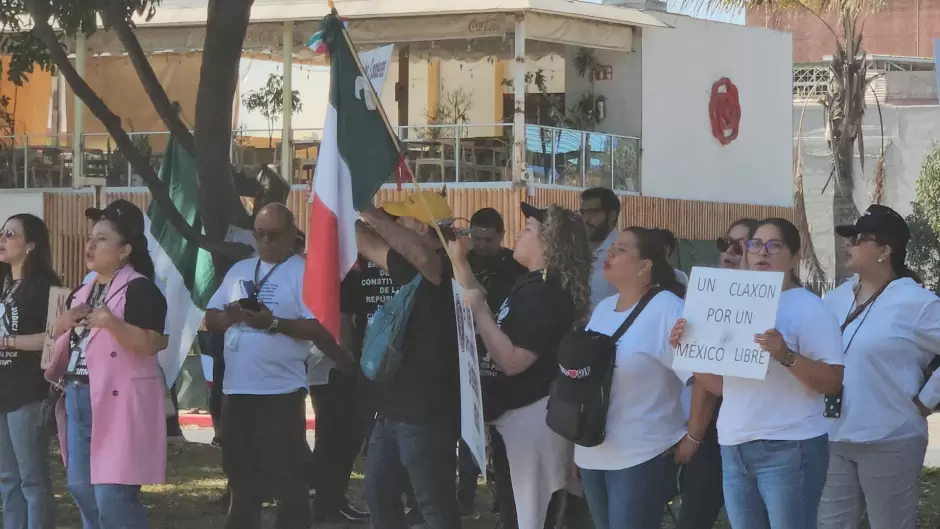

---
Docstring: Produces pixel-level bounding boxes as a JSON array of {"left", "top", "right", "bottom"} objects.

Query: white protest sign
[
  {"left": 452, "top": 279, "right": 486, "bottom": 481},
  {"left": 359, "top": 45, "right": 394, "bottom": 97},
  {"left": 673, "top": 267, "right": 784, "bottom": 380}
]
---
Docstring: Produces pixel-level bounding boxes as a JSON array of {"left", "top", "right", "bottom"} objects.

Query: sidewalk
[{"left": 178, "top": 399, "right": 317, "bottom": 430}]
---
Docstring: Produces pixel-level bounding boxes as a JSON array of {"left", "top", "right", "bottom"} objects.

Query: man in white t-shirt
[
  {"left": 580, "top": 187, "right": 620, "bottom": 310},
  {"left": 205, "top": 204, "right": 353, "bottom": 529}
]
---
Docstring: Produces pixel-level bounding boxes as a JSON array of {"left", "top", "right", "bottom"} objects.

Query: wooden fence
[{"left": 42, "top": 186, "right": 794, "bottom": 287}]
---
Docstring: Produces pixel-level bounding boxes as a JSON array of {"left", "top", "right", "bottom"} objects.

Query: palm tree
[{"left": 688, "top": 0, "right": 883, "bottom": 281}]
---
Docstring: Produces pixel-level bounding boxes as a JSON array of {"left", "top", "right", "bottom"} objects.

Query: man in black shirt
[
  {"left": 459, "top": 208, "right": 526, "bottom": 518},
  {"left": 355, "top": 190, "right": 461, "bottom": 529}
]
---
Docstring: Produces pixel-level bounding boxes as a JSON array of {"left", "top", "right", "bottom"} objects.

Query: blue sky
[{"left": 583, "top": 0, "right": 745, "bottom": 24}]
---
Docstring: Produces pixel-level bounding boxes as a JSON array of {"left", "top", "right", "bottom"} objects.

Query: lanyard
[
  {"left": 251, "top": 256, "right": 289, "bottom": 299},
  {"left": 840, "top": 280, "right": 891, "bottom": 356},
  {"left": 1, "top": 277, "right": 20, "bottom": 304}
]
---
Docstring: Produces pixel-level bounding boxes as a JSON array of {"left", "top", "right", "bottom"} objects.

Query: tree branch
[
  {"left": 97, "top": 0, "right": 196, "bottom": 155},
  {"left": 24, "top": 0, "right": 249, "bottom": 261}
]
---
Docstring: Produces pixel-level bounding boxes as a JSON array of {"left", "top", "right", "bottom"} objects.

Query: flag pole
[{"left": 335, "top": 13, "right": 464, "bottom": 265}]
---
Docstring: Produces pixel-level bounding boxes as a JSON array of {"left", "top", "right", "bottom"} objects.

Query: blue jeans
[
  {"left": 579, "top": 452, "right": 678, "bottom": 529},
  {"left": 721, "top": 435, "right": 829, "bottom": 529},
  {"left": 364, "top": 417, "right": 460, "bottom": 529},
  {"left": 65, "top": 382, "right": 149, "bottom": 529},
  {"left": 0, "top": 399, "right": 55, "bottom": 529}
]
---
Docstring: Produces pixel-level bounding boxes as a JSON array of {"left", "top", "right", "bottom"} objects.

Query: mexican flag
[
  {"left": 146, "top": 135, "right": 217, "bottom": 388},
  {"left": 303, "top": 13, "right": 405, "bottom": 339}
]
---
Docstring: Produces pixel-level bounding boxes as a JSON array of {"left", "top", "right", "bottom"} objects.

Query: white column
[
  {"left": 281, "top": 20, "right": 294, "bottom": 184},
  {"left": 72, "top": 31, "right": 86, "bottom": 187},
  {"left": 512, "top": 14, "right": 526, "bottom": 182}
]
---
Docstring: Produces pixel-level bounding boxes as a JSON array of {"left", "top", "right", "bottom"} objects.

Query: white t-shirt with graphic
[
  {"left": 574, "top": 291, "right": 689, "bottom": 471},
  {"left": 208, "top": 255, "right": 314, "bottom": 395},
  {"left": 717, "top": 287, "right": 844, "bottom": 446}
]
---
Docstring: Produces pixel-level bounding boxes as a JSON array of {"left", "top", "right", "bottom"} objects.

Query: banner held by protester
[
  {"left": 453, "top": 280, "right": 486, "bottom": 480},
  {"left": 673, "top": 266, "right": 784, "bottom": 380}
]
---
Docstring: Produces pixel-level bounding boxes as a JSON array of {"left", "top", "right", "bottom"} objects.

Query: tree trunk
[
  {"left": 832, "top": 140, "right": 858, "bottom": 283},
  {"left": 195, "top": 0, "right": 255, "bottom": 268},
  {"left": 99, "top": 0, "right": 196, "bottom": 155},
  {"left": 24, "top": 0, "right": 247, "bottom": 260}
]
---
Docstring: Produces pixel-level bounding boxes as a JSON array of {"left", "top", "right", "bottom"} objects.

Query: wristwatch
[
  {"left": 266, "top": 318, "right": 280, "bottom": 334},
  {"left": 782, "top": 351, "right": 798, "bottom": 368}
]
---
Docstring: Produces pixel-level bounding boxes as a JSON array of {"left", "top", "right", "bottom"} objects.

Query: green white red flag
[{"left": 303, "top": 13, "right": 406, "bottom": 339}]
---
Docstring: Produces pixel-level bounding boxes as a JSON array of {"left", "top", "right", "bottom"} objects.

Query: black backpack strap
[{"left": 609, "top": 287, "right": 662, "bottom": 343}]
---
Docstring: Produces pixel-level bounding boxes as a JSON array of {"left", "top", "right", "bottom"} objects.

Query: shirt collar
[{"left": 595, "top": 230, "right": 618, "bottom": 255}]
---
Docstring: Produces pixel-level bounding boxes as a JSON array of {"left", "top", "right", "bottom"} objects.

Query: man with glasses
[
  {"left": 205, "top": 203, "right": 355, "bottom": 529},
  {"left": 579, "top": 187, "right": 620, "bottom": 310}
]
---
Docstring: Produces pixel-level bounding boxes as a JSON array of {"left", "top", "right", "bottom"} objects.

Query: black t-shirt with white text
[
  {"left": 479, "top": 271, "right": 576, "bottom": 419},
  {"left": 0, "top": 276, "right": 57, "bottom": 412},
  {"left": 368, "top": 250, "right": 459, "bottom": 425},
  {"left": 65, "top": 278, "right": 168, "bottom": 383}
]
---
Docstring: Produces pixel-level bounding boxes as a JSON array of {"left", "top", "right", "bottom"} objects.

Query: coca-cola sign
[{"left": 468, "top": 18, "right": 501, "bottom": 33}]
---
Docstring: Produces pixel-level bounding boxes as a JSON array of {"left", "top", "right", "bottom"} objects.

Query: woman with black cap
[
  {"left": 46, "top": 199, "right": 169, "bottom": 529},
  {"left": 818, "top": 205, "right": 940, "bottom": 529},
  {"left": 450, "top": 203, "right": 592, "bottom": 529}
]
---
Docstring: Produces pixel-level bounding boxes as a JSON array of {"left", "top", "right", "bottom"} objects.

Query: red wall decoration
[{"left": 709, "top": 78, "right": 741, "bottom": 146}]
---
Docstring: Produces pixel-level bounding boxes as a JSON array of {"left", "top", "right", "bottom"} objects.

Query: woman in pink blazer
[{"left": 46, "top": 199, "right": 168, "bottom": 529}]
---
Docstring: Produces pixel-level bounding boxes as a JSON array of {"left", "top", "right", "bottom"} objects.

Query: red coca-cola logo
[
  {"left": 468, "top": 18, "right": 500, "bottom": 33},
  {"left": 709, "top": 77, "right": 741, "bottom": 146}
]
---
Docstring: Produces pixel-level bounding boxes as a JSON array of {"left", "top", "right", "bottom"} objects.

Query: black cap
[
  {"left": 835, "top": 204, "right": 910, "bottom": 245},
  {"left": 520, "top": 202, "right": 546, "bottom": 223},
  {"left": 85, "top": 199, "right": 146, "bottom": 243}
]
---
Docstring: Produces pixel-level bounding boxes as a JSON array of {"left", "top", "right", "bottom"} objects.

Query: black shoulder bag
[{"left": 546, "top": 288, "right": 662, "bottom": 447}]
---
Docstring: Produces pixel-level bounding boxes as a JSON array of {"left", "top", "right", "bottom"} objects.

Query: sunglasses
[
  {"left": 745, "top": 238, "right": 787, "bottom": 255},
  {"left": 0, "top": 229, "right": 16, "bottom": 240},
  {"left": 847, "top": 233, "right": 879, "bottom": 246},
  {"left": 716, "top": 236, "right": 745, "bottom": 255},
  {"left": 253, "top": 229, "right": 285, "bottom": 242}
]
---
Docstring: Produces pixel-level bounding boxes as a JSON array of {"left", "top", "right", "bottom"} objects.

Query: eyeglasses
[
  {"left": 253, "top": 229, "right": 284, "bottom": 242},
  {"left": 0, "top": 229, "right": 16, "bottom": 240},
  {"left": 745, "top": 238, "right": 787, "bottom": 255},
  {"left": 847, "top": 233, "right": 879, "bottom": 246},
  {"left": 716, "top": 236, "right": 745, "bottom": 255}
]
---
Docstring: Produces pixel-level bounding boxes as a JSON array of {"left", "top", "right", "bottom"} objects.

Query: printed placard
[
  {"left": 672, "top": 267, "right": 784, "bottom": 380},
  {"left": 359, "top": 45, "right": 394, "bottom": 97},
  {"left": 41, "top": 287, "right": 71, "bottom": 370},
  {"left": 452, "top": 280, "right": 486, "bottom": 481}
]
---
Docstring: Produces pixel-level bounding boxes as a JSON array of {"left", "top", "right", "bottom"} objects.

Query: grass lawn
[{"left": 46, "top": 442, "right": 940, "bottom": 528}]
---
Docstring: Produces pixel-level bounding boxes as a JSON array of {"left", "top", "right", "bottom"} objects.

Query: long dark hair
[
  {"left": 873, "top": 233, "right": 922, "bottom": 284},
  {"left": 624, "top": 226, "right": 686, "bottom": 298},
  {"left": 749, "top": 218, "right": 802, "bottom": 287},
  {"left": 0, "top": 214, "right": 61, "bottom": 302},
  {"left": 99, "top": 219, "right": 156, "bottom": 281}
]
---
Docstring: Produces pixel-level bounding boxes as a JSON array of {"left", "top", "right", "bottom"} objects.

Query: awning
[{"left": 68, "top": 0, "right": 669, "bottom": 56}]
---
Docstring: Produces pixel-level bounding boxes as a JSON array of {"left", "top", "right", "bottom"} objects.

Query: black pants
[
  {"left": 457, "top": 439, "right": 480, "bottom": 507},
  {"left": 306, "top": 371, "right": 362, "bottom": 516},
  {"left": 677, "top": 419, "right": 724, "bottom": 529},
  {"left": 222, "top": 391, "right": 311, "bottom": 529}
]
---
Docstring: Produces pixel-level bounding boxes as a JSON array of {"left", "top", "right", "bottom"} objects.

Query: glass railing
[
  {"left": 0, "top": 124, "right": 640, "bottom": 191},
  {"left": 524, "top": 125, "right": 640, "bottom": 193}
]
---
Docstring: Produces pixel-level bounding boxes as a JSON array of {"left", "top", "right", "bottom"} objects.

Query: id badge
[
  {"left": 66, "top": 346, "right": 82, "bottom": 373},
  {"left": 224, "top": 326, "right": 241, "bottom": 350}
]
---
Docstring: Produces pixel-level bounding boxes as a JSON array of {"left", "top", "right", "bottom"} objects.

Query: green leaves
[{"left": 907, "top": 144, "right": 940, "bottom": 293}]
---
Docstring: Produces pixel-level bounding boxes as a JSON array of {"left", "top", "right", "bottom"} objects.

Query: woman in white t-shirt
[
  {"left": 817, "top": 205, "right": 940, "bottom": 529},
  {"left": 671, "top": 218, "right": 844, "bottom": 529},
  {"left": 575, "top": 227, "right": 716, "bottom": 529}
]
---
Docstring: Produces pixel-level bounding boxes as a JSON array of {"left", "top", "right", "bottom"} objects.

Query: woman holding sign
[
  {"left": 450, "top": 203, "right": 591, "bottom": 529},
  {"left": 574, "top": 227, "right": 716, "bottom": 529},
  {"left": 671, "top": 218, "right": 844, "bottom": 529},
  {"left": 818, "top": 205, "right": 940, "bottom": 529},
  {"left": 0, "top": 213, "right": 60, "bottom": 529},
  {"left": 46, "top": 200, "right": 168, "bottom": 529}
]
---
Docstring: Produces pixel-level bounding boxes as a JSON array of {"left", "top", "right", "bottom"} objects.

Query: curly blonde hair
[{"left": 539, "top": 205, "right": 593, "bottom": 321}]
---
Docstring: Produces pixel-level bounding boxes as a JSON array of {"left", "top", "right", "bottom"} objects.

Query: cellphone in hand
[{"left": 237, "top": 297, "right": 262, "bottom": 312}]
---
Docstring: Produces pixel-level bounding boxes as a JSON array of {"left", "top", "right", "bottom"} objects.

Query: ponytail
[
  {"left": 891, "top": 249, "right": 922, "bottom": 284},
  {"left": 128, "top": 236, "right": 155, "bottom": 281},
  {"left": 624, "top": 226, "right": 687, "bottom": 298}
]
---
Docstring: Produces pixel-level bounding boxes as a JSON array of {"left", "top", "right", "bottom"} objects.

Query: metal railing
[{"left": 0, "top": 124, "right": 641, "bottom": 191}]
